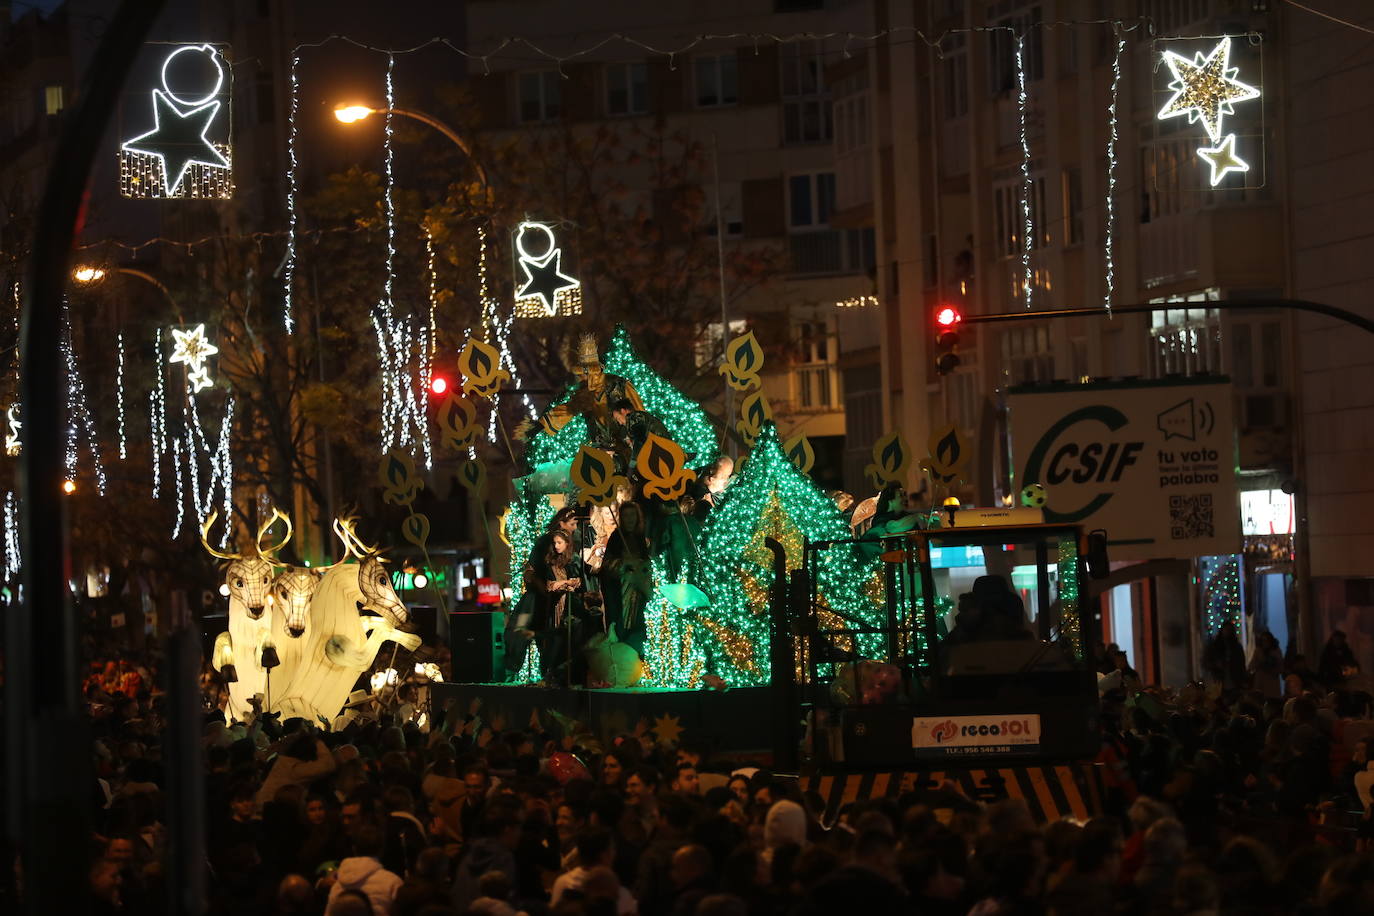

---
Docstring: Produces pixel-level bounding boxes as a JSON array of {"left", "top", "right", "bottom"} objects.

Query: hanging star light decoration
[
  {"left": 169, "top": 324, "right": 219, "bottom": 392},
  {"left": 513, "top": 221, "right": 582, "bottom": 318},
  {"left": 1157, "top": 36, "right": 1259, "bottom": 144},
  {"left": 1196, "top": 133, "right": 1249, "bottom": 186},
  {"left": 120, "top": 44, "right": 232, "bottom": 198}
]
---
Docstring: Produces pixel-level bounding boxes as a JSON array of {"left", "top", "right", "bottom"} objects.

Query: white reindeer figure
[
  {"left": 202, "top": 509, "right": 292, "bottom": 722},
  {"left": 269, "top": 518, "right": 420, "bottom": 724}
]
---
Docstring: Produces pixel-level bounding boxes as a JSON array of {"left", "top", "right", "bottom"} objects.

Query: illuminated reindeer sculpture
[
  {"left": 202, "top": 509, "right": 292, "bottom": 722},
  {"left": 268, "top": 517, "right": 421, "bottom": 724}
]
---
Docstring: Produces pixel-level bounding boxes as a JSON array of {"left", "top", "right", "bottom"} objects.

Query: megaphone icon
[{"left": 1157, "top": 398, "right": 1215, "bottom": 441}]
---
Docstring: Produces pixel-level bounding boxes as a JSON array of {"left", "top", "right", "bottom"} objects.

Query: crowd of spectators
[{"left": 12, "top": 623, "right": 1374, "bottom": 915}]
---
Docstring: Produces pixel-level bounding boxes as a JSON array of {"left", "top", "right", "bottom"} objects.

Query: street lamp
[
  {"left": 71, "top": 264, "right": 182, "bottom": 320},
  {"left": 333, "top": 103, "right": 489, "bottom": 194}
]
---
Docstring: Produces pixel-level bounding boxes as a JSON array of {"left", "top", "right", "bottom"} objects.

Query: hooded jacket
[{"left": 326, "top": 855, "right": 403, "bottom": 915}]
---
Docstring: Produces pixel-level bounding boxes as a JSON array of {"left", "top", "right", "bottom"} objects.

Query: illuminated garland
[
  {"left": 283, "top": 48, "right": 301, "bottom": 332},
  {"left": 62, "top": 302, "right": 106, "bottom": 494},
  {"left": 150, "top": 329, "right": 165, "bottom": 498},
  {"left": 1016, "top": 33, "right": 1033, "bottom": 310},
  {"left": 1057, "top": 535, "right": 1082, "bottom": 658},
  {"left": 640, "top": 554, "right": 707, "bottom": 688},
  {"left": 116, "top": 332, "right": 127, "bottom": 459},
  {"left": 697, "top": 423, "right": 882, "bottom": 686},
  {"left": 4, "top": 491, "right": 18, "bottom": 581},
  {"left": 1203, "top": 556, "right": 1242, "bottom": 636},
  {"left": 1104, "top": 33, "right": 1124, "bottom": 312}
]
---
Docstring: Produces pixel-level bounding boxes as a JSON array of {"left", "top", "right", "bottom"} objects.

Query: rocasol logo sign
[
  {"left": 1020, "top": 405, "right": 1145, "bottom": 523},
  {"left": 913, "top": 714, "right": 1042, "bottom": 757}
]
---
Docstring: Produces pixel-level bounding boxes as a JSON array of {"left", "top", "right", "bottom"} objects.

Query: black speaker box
[{"left": 449, "top": 610, "right": 505, "bottom": 683}]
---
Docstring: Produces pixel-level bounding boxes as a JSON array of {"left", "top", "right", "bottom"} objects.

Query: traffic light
[
  {"left": 933, "top": 305, "right": 962, "bottom": 375},
  {"left": 429, "top": 374, "right": 449, "bottom": 397}
]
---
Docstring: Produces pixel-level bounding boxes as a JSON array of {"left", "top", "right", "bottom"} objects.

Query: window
[
  {"left": 696, "top": 319, "right": 747, "bottom": 368},
  {"left": 695, "top": 53, "right": 738, "bottom": 107},
  {"left": 942, "top": 34, "right": 968, "bottom": 118},
  {"left": 789, "top": 173, "right": 835, "bottom": 229},
  {"left": 1001, "top": 325, "right": 1055, "bottom": 384},
  {"left": 1148, "top": 289, "right": 1223, "bottom": 377},
  {"left": 781, "top": 40, "right": 832, "bottom": 144},
  {"left": 44, "top": 85, "right": 64, "bottom": 116},
  {"left": 706, "top": 181, "right": 744, "bottom": 238},
  {"left": 988, "top": 5, "right": 1043, "bottom": 94},
  {"left": 606, "top": 62, "right": 647, "bottom": 116},
  {"left": 795, "top": 320, "right": 839, "bottom": 410},
  {"left": 518, "top": 71, "right": 561, "bottom": 123},
  {"left": 1063, "top": 167, "right": 1084, "bottom": 245},
  {"left": 994, "top": 177, "right": 1047, "bottom": 257}
]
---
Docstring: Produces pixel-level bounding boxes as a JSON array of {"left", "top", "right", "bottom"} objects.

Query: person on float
[
  {"left": 689, "top": 455, "right": 735, "bottom": 520},
  {"left": 600, "top": 500, "right": 653, "bottom": 657},
  {"left": 530, "top": 530, "right": 584, "bottom": 685}
]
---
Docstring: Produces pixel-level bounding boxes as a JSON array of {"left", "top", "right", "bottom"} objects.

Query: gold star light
[
  {"left": 169, "top": 324, "right": 219, "bottom": 392},
  {"left": 1157, "top": 37, "right": 1259, "bottom": 143},
  {"left": 1197, "top": 134, "right": 1249, "bottom": 186}
]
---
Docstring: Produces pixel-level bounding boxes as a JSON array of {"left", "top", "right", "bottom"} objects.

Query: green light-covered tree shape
[
  {"left": 524, "top": 325, "right": 718, "bottom": 470},
  {"left": 696, "top": 422, "right": 885, "bottom": 686}
]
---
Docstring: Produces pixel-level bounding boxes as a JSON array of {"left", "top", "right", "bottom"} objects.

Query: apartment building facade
[
  {"left": 465, "top": 0, "right": 880, "bottom": 488},
  {"left": 835, "top": 0, "right": 1315, "bottom": 681}
]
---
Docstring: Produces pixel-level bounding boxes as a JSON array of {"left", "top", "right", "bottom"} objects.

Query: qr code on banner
[{"left": 1170, "top": 494, "right": 1214, "bottom": 539}]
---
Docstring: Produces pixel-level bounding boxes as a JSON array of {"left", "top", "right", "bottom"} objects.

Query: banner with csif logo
[
  {"left": 1008, "top": 378, "right": 1239, "bottom": 561},
  {"left": 912, "top": 714, "right": 1042, "bottom": 757}
]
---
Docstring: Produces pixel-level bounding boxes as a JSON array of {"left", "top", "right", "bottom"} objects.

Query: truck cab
[{"left": 802, "top": 513, "right": 1104, "bottom": 769}]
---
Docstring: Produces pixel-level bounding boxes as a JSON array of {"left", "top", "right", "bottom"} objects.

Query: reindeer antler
[
  {"left": 200, "top": 511, "right": 243, "bottom": 561},
  {"left": 256, "top": 508, "right": 293, "bottom": 561},
  {"left": 333, "top": 516, "right": 379, "bottom": 559}
]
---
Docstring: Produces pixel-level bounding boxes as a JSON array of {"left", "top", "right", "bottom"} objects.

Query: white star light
[
  {"left": 1157, "top": 37, "right": 1260, "bottom": 143},
  {"left": 121, "top": 91, "right": 230, "bottom": 195},
  {"left": 1197, "top": 134, "right": 1250, "bottom": 186},
  {"left": 169, "top": 324, "right": 218, "bottom": 392}
]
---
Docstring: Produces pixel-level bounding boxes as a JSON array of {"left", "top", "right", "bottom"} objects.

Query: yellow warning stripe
[{"left": 1055, "top": 765, "right": 1089, "bottom": 821}]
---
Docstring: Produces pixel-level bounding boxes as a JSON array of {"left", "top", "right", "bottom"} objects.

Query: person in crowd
[
  {"left": 325, "top": 823, "right": 403, "bottom": 916},
  {"left": 1250, "top": 629, "right": 1285, "bottom": 699},
  {"left": 1320, "top": 629, "right": 1361, "bottom": 688},
  {"left": 1203, "top": 621, "right": 1249, "bottom": 691}
]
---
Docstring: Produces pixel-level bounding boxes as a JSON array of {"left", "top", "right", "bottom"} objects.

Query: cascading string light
[
  {"left": 116, "top": 332, "right": 127, "bottom": 459},
  {"left": 216, "top": 399, "right": 234, "bottom": 549},
  {"left": 425, "top": 228, "right": 438, "bottom": 395},
  {"left": 1016, "top": 32, "right": 1033, "bottom": 310},
  {"left": 151, "top": 329, "right": 166, "bottom": 498},
  {"left": 283, "top": 50, "right": 301, "bottom": 333},
  {"left": 171, "top": 438, "right": 186, "bottom": 538},
  {"left": 1104, "top": 31, "right": 1125, "bottom": 313},
  {"left": 3, "top": 491, "right": 19, "bottom": 582},
  {"left": 61, "top": 301, "right": 106, "bottom": 494},
  {"left": 369, "top": 54, "right": 434, "bottom": 468}
]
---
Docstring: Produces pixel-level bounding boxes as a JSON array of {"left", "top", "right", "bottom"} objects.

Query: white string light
[
  {"left": 1104, "top": 32, "right": 1125, "bottom": 313},
  {"left": 425, "top": 228, "right": 438, "bottom": 395},
  {"left": 369, "top": 53, "right": 433, "bottom": 468},
  {"left": 1016, "top": 33, "right": 1033, "bottom": 310},
  {"left": 116, "top": 332, "right": 127, "bottom": 458},
  {"left": 61, "top": 301, "right": 106, "bottom": 494},
  {"left": 171, "top": 438, "right": 186, "bottom": 538},
  {"left": 151, "top": 329, "right": 166, "bottom": 498},
  {"left": 3, "top": 491, "right": 18, "bottom": 582},
  {"left": 283, "top": 50, "right": 301, "bottom": 333}
]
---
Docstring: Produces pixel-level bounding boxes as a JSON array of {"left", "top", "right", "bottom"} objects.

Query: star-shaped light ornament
[
  {"left": 122, "top": 91, "right": 231, "bottom": 195},
  {"left": 169, "top": 324, "right": 219, "bottom": 392},
  {"left": 1157, "top": 37, "right": 1260, "bottom": 143},
  {"left": 517, "top": 249, "right": 579, "bottom": 315},
  {"left": 513, "top": 222, "right": 583, "bottom": 318},
  {"left": 1197, "top": 134, "right": 1249, "bottom": 186}
]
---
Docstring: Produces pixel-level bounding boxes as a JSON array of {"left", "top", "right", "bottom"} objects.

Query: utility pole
[{"left": 8, "top": 2, "right": 164, "bottom": 914}]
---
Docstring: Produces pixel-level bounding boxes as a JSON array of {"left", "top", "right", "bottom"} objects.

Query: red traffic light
[
  {"left": 430, "top": 375, "right": 449, "bottom": 396},
  {"left": 935, "top": 306, "right": 962, "bottom": 327}
]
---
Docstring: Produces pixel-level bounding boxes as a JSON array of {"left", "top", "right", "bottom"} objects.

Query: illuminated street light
[
  {"left": 72, "top": 266, "right": 106, "bottom": 284},
  {"left": 333, "top": 105, "right": 375, "bottom": 124},
  {"left": 332, "top": 102, "right": 489, "bottom": 193}
]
